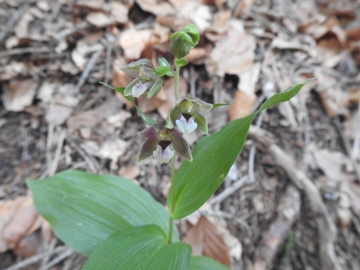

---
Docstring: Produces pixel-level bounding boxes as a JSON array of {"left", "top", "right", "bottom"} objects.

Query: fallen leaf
[
  {"left": 205, "top": 10, "right": 231, "bottom": 42},
  {"left": 228, "top": 91, "right": 256, "bottom": 120},
  {"left": 207, "top": 19, "right": 255, "bottom": 78},
  {"left": 81, "top": 138, "right": 129, "bottom": 170},
  {"left": 0, "top": 196, "right": 52, "bottom": 257},
  {"left": 119, "top": 28, "right": 153, "bottom": 61},
  {"left": 86, "top": 12, "right": 115, "bottom": 27},
  {"left": 182, "top": 216, "right": 231, "bottom": 266},
  {"left": 119, "top": 164, "right": 140, "bottom": 180},
  {"left": 1, "top": 79, "right": 38, "bottom": 112},
  {"left": 156, "top": 16, "right": 191, "bottom": 31},
  {"left": 71, "top": 39, "right": 103, "bottom": 70},
  {"left": 67, "top": 98, "right": 123, "bottom": 132},
  {"left": 184, "top": 48, "right": 207, "bottom": 65},
  {"left": 136, "top": 0, "right": 174, "bottom": 16}
]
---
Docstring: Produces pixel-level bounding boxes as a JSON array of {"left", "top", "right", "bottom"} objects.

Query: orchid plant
[{"left": 28, "top": 25, "right": 312, "bottom": 269}]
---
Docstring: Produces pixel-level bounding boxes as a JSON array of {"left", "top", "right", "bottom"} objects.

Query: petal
[
  {"left": 124, "top": 78, "right": 141, "bottom": 96},
  {"left": 169, "top": 129, "right": 193, "bottom": 162},
  {"left": 138, "top": 138, "right": 158, "bottom": 161},
  {"left": 175, "top": 115, "right": 197, "bottom": 134},
  {"left": 194, "top": 99, "right": 213, "bottom": 115},
  {"left": 193, "top": 114, "right": 208, "bottom": 134},
  {"left": 153, "top": 144, "right": 174, "bottom": 164},
  {"left": 132, "top": 82, "right": 148, "bottom": 98},
  {"left": 138, "top": 126, "right": 158, "bottom": 139}
]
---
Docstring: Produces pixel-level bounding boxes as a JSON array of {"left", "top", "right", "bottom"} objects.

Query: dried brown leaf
[
  {"left": 182, "top": 216, "right": 231, "bottom": 266},
  {"left": 207, "top": 20, "right": 255, "bottom": 78},
  {"left": 119, "top": 164, "right": 140, "bottom": 180},
  {"left": 1, "top": 79, "right": 38, "bottom": 112},
  {"left": 86, "top": 12, "right": 115, "bottom": 27},
  {"left": 136, "top": 0, "right": 174, "bottom": 16},
  {"left": 228, "top": 91, "right": 257, "bottom": 120},
  {"left": 205, "top": 10, "right": 231, "bottom": 42},
  {"left": 119, "top": 28, "right": 153, "bottom": 61}
]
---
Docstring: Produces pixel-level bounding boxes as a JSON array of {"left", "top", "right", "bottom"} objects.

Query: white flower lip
[
  {"left": 153, "top": 144, "right": 174, "bottom": 164},
  {"left": 175, "top": 114, "right": 198, "bottom": 134},
  {"left": 132, "top": 82, "right": 148, "bottom": 97}
]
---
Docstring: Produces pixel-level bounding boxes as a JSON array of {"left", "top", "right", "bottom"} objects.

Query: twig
[
  {"left": 254, "top": 185, "right": 301, "bottom": 270},
  {"left": 248, "top": 125, "right": 342, "bottom": 270},
  {"left": 48, "top": 129, "right": 67, "bottom": 176},
  {"left": 52, "top": 22, "right": 90, "bottom": 40},
  {"left": 39, "top": 248, "right": 74, "bottom": 270},
  {"left": 104, "top": 33, "right": 113, "bottom": 85},
  {"left": 210, "top": 176, "right": 249, "bottom": 204},
  {"left": 248, "top": 110, "right": 266, "bottom": 182},
  {"left": 65, "top": 137, "right": 100, "bottom": 173},
  {"left": 0, "top": 0, "right": 36, "bottom": 44},
  {"left": 46, "top": 0, "right": 62, "bottom": 23},
  {"left": 46, "top": 124, "right": 54, "bottom": 173},
  {"left": 332, "top": 117, "right": 360, "bottom": 182},
  {"left": 76, "top": 47, "right": 104, "bottom": 91},
  {"left": 5, "top": 246, "right": 68, "bottom": 270},
  {"left": 0, "top": 46, "right": 50, "bottom": 58},
  {"left": 351, "top": 89, "right": 360, "bottom": 165}
]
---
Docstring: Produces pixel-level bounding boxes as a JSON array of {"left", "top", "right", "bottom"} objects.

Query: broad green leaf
[
  {"left": 83, "top": 225, "right": 191, "bottom": 270},
  {"left": 191, "top": 257, "right": 229, "bottom": 270},
  {"left": 99, "top": 82, "right": 157, "bottom": 126},
  {"left": 168, "top": 80, "right": 312, "bottom": 219},
  {"left": 27, "top": 170, "right": 178, "bottom": 256}
]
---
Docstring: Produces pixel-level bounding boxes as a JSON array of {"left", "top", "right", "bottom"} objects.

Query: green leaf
[
  {"left": 27, "top": 170, "right": 179, "bottom": 255},
  {"left": 158, "top": 57, "right": 171, "bottom": 67},
  {"left": 168, "top": 80, "right": 312, "bottom": 219},
  {"left": 183, "top": 24, "right": 200, "bottom": 45},
  {"left": 155, "top": 66, "right": 174, "bottom": 77},
  {"left": 147, "top": 77, "right": 163, "bottom": 99},
  {"left": 191, "top": 257, "right": 229, "bottom": 270},
  {"left": 83, "top": 225, "right": 191, "bottom": 270},
  {"left": 176, "top": 58, "right": 189, "bottom": 67},
  {"left": 99, "top": 82, "right": 157, "bottom": 126},
  {"left": 213, "top": 103, "right": 232, "bottom": 108}
]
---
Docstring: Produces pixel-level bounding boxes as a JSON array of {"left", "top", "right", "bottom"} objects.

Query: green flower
[
  {"left": 167, "top": 95, "right": 213, "bottom": 134},
  {"left": 138, "top": 122, "right": 192, "bottom": 163},
  {"left": 120, "top": 59, "right": 163, "bottom": 99}
]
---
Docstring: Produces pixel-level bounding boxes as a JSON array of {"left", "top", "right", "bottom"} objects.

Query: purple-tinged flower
[
  {"left": 167, "top": 94, "right": 213, "bottom": 134},
  {"left": 138, "top": 122, "right": 192, "bottom": 163},
  {"left": 120, "top": 59, "right": 163, "bottom": 99}
]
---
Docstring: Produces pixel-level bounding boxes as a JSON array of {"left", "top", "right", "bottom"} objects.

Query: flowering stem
[
  {"left": 168, "top": 154, "right": 176, "bottom": 244},
  {"left": 174, "top": 61, "right": 180, "bottom": 101}
]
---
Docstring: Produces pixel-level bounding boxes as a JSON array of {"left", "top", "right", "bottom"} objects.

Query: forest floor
[{"left": 0, "top": 0, "right": 360, "bottom": 269}]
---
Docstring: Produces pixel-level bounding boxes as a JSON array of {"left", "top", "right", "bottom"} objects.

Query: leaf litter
[{"left": 0, "top": 0, "right": 360, "bottom": 269}]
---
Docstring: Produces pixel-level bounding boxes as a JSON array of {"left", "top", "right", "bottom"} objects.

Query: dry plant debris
[{"left": 0, "top": 0, "right": 360, "bottom": 269}]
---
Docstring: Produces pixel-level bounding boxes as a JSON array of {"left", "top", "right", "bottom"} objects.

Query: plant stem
[
  {"left": 168, "top": 155, "right": 176, "bottom": 244},
  {"left": 168, "top": 216, "right": 173, "bottom": 244},
  {"left": 174, "top": 61, "right": 180, "bottom": 101}
]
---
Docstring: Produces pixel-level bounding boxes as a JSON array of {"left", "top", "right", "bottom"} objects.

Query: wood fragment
[
  {"left": 248, "top": 125, "right": 342, "bottom": 270},
  {"left": 253, "top": 185, "right": 301, "bottom": 270}
]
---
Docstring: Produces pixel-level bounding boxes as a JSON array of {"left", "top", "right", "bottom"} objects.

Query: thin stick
[
  {"left": 48, "top": 129, "right": 66, "bottom": 176},
  {"left": 0, "top": 47, "right": 49, "bottom": 58},
  {"left": 39, "top": 248, "right": 74, "bottom": 270},
  {"left": 248, "top": 110, "right": 266, "bottom": 182},
  {"left": 210, "top": 176, "right": 249, "bottom": 204},
  {"left": 5, "top": 246, "right": 68, "bottom": 270}
]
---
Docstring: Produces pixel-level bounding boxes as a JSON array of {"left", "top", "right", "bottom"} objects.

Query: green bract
[
  {"left": 120, "top": 59, "right": 163, "bottom": 99},
  {"left": 169, "top": 24, "right": 200, "bottom": 59}
]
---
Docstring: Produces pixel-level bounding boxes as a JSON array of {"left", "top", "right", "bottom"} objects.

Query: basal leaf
[
  {"left": 168, "top": 80, "right": 312, "bottom": 219},
  {"left": 99, "top": 82, "right": 157, "bottom": 126},
  {"left": 191, "top": 257, "right": 229, "bottom": 270},
  {"left": 27, "top": 170, "right": 178, "bottom": 255},
  {"left": 83, "top": 225, "right": 191, "bottom": 270}
]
